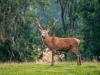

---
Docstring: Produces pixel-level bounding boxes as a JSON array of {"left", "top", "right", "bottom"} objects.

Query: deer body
[
  {"left": 43, "top": 35, "right": 80, "bottom": 51},
  {"left": 35, "top": 17, "right": 81, "bottom": 66}
]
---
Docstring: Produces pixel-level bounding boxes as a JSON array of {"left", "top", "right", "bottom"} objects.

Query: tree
[
  {"left": 79, "top": 0, "right": 100, "bottom": 61},
  {"left": 0, "top": 0, "right": 49, "bottom": 62},
  {"left": 57, "top": 0, "right": 80, "bottom": 37}
]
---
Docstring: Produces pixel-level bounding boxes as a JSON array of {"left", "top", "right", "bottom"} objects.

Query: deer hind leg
[
  {"left": 71, "top": 50, "right": 81, "bottom": 65},
  {"left": 51, "top": 51, "right": 55, "bottom": 66}
]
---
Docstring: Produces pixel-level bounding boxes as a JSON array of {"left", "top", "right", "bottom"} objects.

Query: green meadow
[{"left": 0, "top": 62, "right": 99, "bottom": 75}]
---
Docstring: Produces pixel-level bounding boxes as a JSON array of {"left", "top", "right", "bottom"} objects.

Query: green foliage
[
  {"left": 79, "top": 0, "right": 100, "bottom": 60},
  {"left": 0, "top": 0, "right": 100, "bottom": 62},
  {"left": 0, "top": 0, "right": 46, "bottom": 62}
]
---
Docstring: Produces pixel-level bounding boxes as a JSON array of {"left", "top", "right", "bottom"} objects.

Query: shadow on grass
[
  {"left": 93, "top": 70, "right": 100, "bottom": 75},
  {"left": 84, "top": 65, "right": 96, "bottom": 68}
]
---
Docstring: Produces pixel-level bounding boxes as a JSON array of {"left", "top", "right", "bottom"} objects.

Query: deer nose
[{"left": 41, "top": 33, "right": 45, "bottom": 37}]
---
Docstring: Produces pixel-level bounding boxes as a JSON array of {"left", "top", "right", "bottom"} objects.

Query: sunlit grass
[{"left": 0, "top": 62, "right": 100, "bottom": 75}]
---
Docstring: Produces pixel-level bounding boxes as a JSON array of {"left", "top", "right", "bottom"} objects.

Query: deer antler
[
  {"left": 35, "top": 17, "right": 43, "bottom": 30},
  {"left": 53, "top": 18, "right": 58, "bottom": 27},
  {"left": 49, "top": 18, "right": 58, "bottom": 30}
]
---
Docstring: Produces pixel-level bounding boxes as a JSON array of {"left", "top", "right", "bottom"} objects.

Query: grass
[{"left": 0, "top": 62, "right": 100, "bottom": 75}]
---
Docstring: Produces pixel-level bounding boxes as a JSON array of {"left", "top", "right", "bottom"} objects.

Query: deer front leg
[
  {"left": 77, "top": 54, "right": 81, "bottom": 65},
  {"left": 76, "top": 53, "right": 81, "bottom": 65},
  {"left": 51, "top": 51, "right": 54, "bottom": 66}
]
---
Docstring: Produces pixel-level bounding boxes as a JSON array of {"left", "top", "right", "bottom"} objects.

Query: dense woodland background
[{"left": 0, "top": 0, "right": 100, "bottom": 62}]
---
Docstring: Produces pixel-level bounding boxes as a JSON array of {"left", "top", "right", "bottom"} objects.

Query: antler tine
[
  {"left": 35, "top": 17, "right": 43, "bottom": 30},
  {"left": 53, "top": 18, "right": 58, "bottom": 26},
  {"left": 49, "top": 18, "right": 58, "bottom": 30}
]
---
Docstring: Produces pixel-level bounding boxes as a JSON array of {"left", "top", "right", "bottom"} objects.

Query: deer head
[{"left": 35, "top": 17, "right": 58, "bottom": 37}]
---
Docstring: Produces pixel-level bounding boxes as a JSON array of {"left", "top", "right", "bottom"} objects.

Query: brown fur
[
  {"left": 42, "top": 35, "right": 81, "bottom": 66},
  {"left": 43, "top": 35, "right": 79, "bottom": 51}
]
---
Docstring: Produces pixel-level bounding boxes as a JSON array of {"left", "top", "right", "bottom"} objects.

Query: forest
[{"left": 0, "top": 0, "right": 100, "bottom": 62}]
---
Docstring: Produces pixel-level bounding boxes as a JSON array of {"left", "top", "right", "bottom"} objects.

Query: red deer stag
[{"left": 35, "top": 17, "right": 81, "bottom": 66}]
